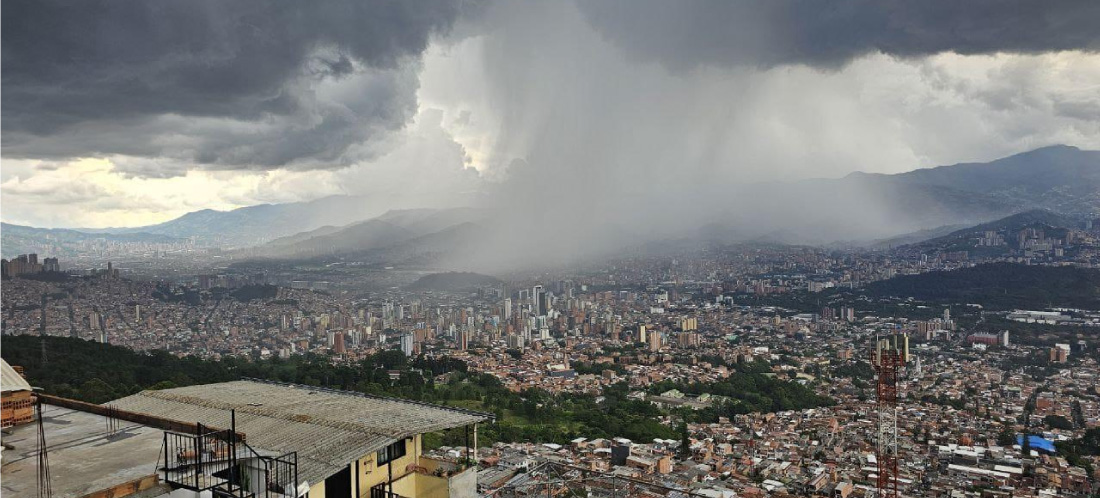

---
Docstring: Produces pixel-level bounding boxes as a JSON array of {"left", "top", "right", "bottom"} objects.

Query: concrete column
[{"left": 473, "top": 423, "right": 478, "bottom": 465}]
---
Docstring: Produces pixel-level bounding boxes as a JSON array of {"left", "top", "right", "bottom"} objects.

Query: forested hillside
[
  {"left": 864, "top": 263, "right": 1100, "bottom": 310},
  {"left": 2, "top": 336, "right": 832, "bottom": 446}
]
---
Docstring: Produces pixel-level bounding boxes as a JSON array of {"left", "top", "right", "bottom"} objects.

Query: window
[{"left": 375, "top": 439, "right": 408, "bottom": 465}]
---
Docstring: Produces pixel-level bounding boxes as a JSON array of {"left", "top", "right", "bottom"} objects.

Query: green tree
[
  {"left": 80, "top": 378, "right": 118, "bottom": 404},
  {"left": 679, "top": 419, "right": 690, "bottom": 459},
  {"left": 1044, "top": 415, "right": 1074, "bottom": 430},
  {"left": 997, "top": 426, "right": 1016, "bottom": 447},
  {"left": 148, "top": 380, "right": 178, "bottom": 390}
]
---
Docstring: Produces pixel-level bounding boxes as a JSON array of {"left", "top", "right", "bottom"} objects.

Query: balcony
[{"left": 372, "top": 457, "right": 477, "bottom": 498}]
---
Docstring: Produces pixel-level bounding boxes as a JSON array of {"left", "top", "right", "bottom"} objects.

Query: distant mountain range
[
  {"left": 915, "top": 209, "right": 1073, "bottom": 250},
  {"left": 0, "top": 223, "right": 184, "bottom": 259},
  {"left": 848, "top": 145, "right": 1099, "bottom": 218},
  {"left": 83, "top": 195, "right": 382, "bottom": 247},
  {"left": 3, "top": 145, "right": 1097, "bottom": 262},
  {"left": 244, "top": 207, "right": 487, "bottom": 259},
  {"left": 703, "top": 145, "right": 1098, "bottom": 245},
  {"left": 871, "top": 209, "right": 1075, "bottom": 250}
]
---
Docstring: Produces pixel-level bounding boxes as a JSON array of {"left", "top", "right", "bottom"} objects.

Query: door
[{"left": 325, "top": 465, "right": 352, "bottom": 498}]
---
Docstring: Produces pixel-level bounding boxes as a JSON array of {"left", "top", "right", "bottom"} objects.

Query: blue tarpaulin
[{"left": 1017, "top": 435, "right": 1056, "bottom": 453}]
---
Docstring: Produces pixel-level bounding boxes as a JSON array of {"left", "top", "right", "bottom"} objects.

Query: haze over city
[{"left": 2, "top": 3, "right": 1100, "bottom": 498}]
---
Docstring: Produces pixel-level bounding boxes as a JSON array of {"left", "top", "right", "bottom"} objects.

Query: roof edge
[{"left": 239, "top": 378, "right": 496, "bottom": 423}]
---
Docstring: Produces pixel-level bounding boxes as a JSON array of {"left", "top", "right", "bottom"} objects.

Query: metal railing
[
  {"left": 162, "top": 422, "right": 299, "bottom": 498},
  {"left": 369, "top": 483, "right": 409, "bottom": 498},
  {"left": 163, "top": 425, "right": 237, "bottom": 492}
]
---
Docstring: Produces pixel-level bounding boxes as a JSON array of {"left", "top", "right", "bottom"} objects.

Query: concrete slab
[{"left": 1, "top": 404, "right": 167, "bottom": 498}]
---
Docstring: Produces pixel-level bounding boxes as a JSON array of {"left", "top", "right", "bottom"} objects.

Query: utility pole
[{"left": 40, "top": 293, "right": 48, "bottom": 364}]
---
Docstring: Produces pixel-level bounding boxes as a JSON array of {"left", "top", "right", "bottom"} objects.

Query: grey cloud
[
  {"left": 1, "top": 0, "right": 463, "bottom": 168},
  {"left": 414, "top": 2, "right": 1100, "bottom": 272},
  {"left": 109, "top": 157, "right": 193, "bottom": 180},
  {"left": 1053, "top": 98, "right": 1100, "bottom": 122},
  {"left": 577, "top": 0, "right": 1100, "bottom": 70}
]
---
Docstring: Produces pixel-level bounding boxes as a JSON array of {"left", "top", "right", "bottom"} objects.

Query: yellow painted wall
[
  {"left": 390, "top": 472, "right": 449, "bottom": 498},
  {"left": 307, "top": 434, "right": 428, "bottom": 498},
  {"left": 309, "top": 478, "right": 326, "bottom": 498},
  {"left": 355, "top": 435, "right": 422, "bottom": 497}
]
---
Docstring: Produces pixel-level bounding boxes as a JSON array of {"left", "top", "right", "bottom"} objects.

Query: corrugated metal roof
[
  {"left": 0, "top": 358, "right": 32, "bottom": 393},
  {"left": 108, "top": 380, "right": 491, "bottom": 485}
]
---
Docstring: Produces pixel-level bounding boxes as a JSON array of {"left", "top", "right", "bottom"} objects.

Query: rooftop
[
  {"left": 108, "top": 379, "right": 493, "bottom": 486},
  {"left": 0, "top": 404, "right": 169, "bottom": 498}
]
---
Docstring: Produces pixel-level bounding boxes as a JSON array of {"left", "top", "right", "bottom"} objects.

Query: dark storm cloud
[
  {"left": 1, "top": 0, "right": 463, "bottom": 168},
  {"left": 578, "top": 0, "right": 1100, "bottom": 70}
]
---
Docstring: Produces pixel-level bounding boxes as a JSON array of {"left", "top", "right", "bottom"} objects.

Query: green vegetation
[
  {"left": 1044, "top": 414, "right": 1074, "bottom": 430},
  {"left": 1056, "top": 428, "right": 1100, "bottom": 477},
  {"left": 997, "top": 426, "right": 1017, "bottom": 447},
  {"left": 832, "top": 360, "right": 874, "bottom": 380},
  {"left": 984, "top": 316, "right": 1093, "bottom": 348},
  {"left": 999, "top": 354, "right": 1063, "bottom": 380},
  {"left": 863, "top": 263, "right": 1100, "bottom": 310},
  {"left": 3, "top": 336, "right": 832, "bottom": 448},
  {"left": 152, "top": 283, "right": 202, "bottom": 306},
  {"left": 229, "top": 284, "right": 279, "bottom": 302},
  {"left": 571, "top": 361, "right": 625, "bottom": 375},
  {"left": 646, "top": 372, "right": 834, "bottom": 419},
  {"left": 15, "top": 271, "right": 73, "bottom": 283},
  {"left": 406, "top": 272, "right": 502, "bottom": 291}
]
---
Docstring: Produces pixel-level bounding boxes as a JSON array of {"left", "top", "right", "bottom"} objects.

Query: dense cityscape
[
  {"left": 4, "top": 2, "right": 1100, "bottom": 498},
  {"left": 4, "top": 214, "right": 1100, "bottom": 497}
]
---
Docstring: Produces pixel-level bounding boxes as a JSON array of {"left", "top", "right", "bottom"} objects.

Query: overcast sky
[{"left": 3, "top": 0, "right": 1099, "bottom": 228}]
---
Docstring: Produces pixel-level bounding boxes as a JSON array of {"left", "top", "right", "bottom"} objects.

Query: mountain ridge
[{"left": 5, "top": 145, "right": 1097, "bottom": 258}]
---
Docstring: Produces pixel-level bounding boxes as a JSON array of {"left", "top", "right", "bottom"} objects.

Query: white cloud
[{"left": 0, "top": 106, "right": 481, "bottom": 228}]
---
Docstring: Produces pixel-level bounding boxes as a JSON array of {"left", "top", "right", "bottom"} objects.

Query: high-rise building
[
  {"left": 840, "top": 307, "right": 855, "bottom": 322},
  {"left": 43, "top": 257, "right": 60, "bottom": 272},
  {"left": 648, "top": 330, "right": 662, "bottom": 352},
  {"left": 333, "top": 332, "right": 346, "bottom": 354},
  {"left": 678, "top": 331, "right": 700, "bottom": 348},
  {"left": 533, "top": 285, "right": 546, "bottom": 316},
  {"left": 1050, "top": 343, "right": 1071, "bottom": 363},
  {"left": 400, "top": 333, "right": 415, "bottom": 357},
  {"left": 966, "top": 331, "right": 1009, "bottom": 347},
  {"left": 1, "top": 254, "right": 47, "bottom": 278}
]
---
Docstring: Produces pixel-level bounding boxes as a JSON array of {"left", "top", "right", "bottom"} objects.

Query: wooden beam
[
  {"left": 79, "top": 474, "right": 160, "bottom": 498},
  {"left": 38, "top": 394, "right": 246, "bottom": 441}
]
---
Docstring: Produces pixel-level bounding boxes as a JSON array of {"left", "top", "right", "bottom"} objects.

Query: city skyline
[{"left": 4, "top": 3, "right": 1100, "bottom": 497}]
